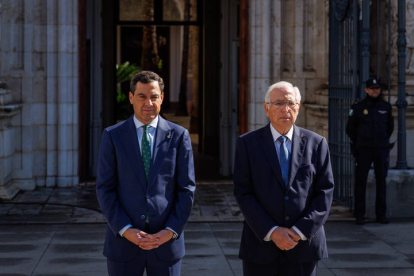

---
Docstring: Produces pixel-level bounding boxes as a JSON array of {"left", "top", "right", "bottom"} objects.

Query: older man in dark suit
[
  {"left": 96, "top": 71, "right": 196, "bottom": 276},
  {"left": 234, "top": 81, "right": 334, "bottom": 276}
]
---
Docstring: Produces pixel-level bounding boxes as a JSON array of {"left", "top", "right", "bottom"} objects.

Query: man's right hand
[
  {"left": 270, "top": 227, "right": 299, "bottom": 251},
  {"left": 123, "top": 228, "right": 158, "bottom": 250}
]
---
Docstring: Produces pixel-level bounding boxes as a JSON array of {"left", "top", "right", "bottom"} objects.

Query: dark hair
[{"left": 130, "top": 71, "right": 165, "bottom": 95}]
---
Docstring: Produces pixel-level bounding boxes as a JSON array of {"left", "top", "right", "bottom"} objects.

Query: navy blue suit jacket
[
  {"left": 234, "top": 124, "right": 334, "bottom": 264},
  {"left": 96, "top": 115, "right": 196, "bottom": 262}
]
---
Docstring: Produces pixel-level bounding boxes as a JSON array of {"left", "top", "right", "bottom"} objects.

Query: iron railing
[{"left": 329, "top": 0, "right": 359, "bottom": 209}]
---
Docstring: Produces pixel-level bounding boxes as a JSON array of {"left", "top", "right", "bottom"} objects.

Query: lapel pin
[{"left": 167, "top": 135, "right": 170, "bottom": 139}]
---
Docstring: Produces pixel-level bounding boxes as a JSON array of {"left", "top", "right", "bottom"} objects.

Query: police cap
[{"left": 366, "top": 77, "right": 380, "bottom": 89}]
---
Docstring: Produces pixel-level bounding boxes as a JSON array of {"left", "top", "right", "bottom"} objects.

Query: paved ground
[{"left": 0, "top": 184, "right": 414, "bottom": 275}]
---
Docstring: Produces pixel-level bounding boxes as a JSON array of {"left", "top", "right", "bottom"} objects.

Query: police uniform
[{"left": 346, "top": 78, "right": 394, "bottom": 224}]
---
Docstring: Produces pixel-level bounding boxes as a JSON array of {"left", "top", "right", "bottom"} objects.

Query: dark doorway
[{"left": 79, "top": 0, "right": 225, "bottom": 181}]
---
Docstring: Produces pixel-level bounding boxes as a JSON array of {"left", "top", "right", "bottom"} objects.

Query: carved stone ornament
[{"left": 332, "top": 0, "right": 350, "bottom": 21}]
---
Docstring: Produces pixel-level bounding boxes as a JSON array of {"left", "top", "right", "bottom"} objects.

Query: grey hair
[
  {"left": 293, "top": 86, "right": 301, "bottom": 103},
  {"left": 264, "top": 81, "right": 302, "bottom": 104}
]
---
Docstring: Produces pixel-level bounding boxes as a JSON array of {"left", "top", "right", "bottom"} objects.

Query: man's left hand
[
  {"left": 288, "top": 228, "right": 301, "bottom": 243},
  {"left": 137, "top": 229, "right": 174, "bottom": 250},
  {"left": 270, "top": 227, "right": 298, "bottom": 251}
]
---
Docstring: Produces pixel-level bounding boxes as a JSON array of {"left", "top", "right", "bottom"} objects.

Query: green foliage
[
  {"left": 117, "top": 88, "right": 127, "bottom": 103},
  {"left": 116, "top": 62, "right": 140, "bottom": 104},
  {"left": 116, "top": 62, "right": 141, "bottom": 84}
]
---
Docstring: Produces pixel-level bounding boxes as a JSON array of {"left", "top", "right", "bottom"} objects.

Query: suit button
[
  {"left": 285, "top": 216, "right": 289, "bottom": 220},
  {"left": 141, "top": 215, "right": 145, "bottom": 219},
  {"left": 285, "top": 196, "right": 289, "bottom": 200},
  {"left": 146, "top": 194, "right": 150, "bottom": 199}
]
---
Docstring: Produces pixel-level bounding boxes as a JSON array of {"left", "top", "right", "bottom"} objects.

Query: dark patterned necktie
[
  {"left": 277, "top": 136, "right": 289, "bottom": 187},
  {"left": 141, "top": 125, "right": 151, "bottom": 182}
]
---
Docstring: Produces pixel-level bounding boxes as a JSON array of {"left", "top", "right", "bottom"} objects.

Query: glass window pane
[
  {"left": 119, "top": 0, "right": 154, "bottom": 21},
  {"left": 163, "top": 0, "right": 197, "bottom": 21},
  {"left": 116, "top": 25, "right": 200, "bottom": 126}
]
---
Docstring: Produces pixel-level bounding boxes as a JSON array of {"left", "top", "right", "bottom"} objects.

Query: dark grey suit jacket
[
  {"left": 234, "top": 124, "right": 334, "bottom": 264},
  {"left": 96, "top": 115, "right": 196, "bottom": 262}
]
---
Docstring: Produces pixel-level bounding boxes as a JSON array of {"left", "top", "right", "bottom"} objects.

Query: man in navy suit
[
  {"left": 234, "top": 81, "right": 334, "bottom": 276},
  {"left": 96, "top": 71, "right": 196, "bottom": 276}
]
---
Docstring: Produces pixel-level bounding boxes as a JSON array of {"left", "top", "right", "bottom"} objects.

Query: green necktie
[{"left": 141, "top": 125, "right": 151, "bottom": 182}]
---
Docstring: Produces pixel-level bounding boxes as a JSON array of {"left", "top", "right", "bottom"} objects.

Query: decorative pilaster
[
  {"left": 55, "top": 0, "right": 79, "bottom": 187},
  {"left": 46, "top": 0, "right": 80, "bottom": 187},
  {"left": 248, "top": 0, "right": 282, "bottom": 131}
]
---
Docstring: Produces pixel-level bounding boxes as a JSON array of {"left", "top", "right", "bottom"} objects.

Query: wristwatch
[{"left": 167, "top": 228, "right": 178, "bottom": 239}]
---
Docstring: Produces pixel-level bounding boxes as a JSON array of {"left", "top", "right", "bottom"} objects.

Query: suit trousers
[
  {"left": 107, "top": 250, "right": 181, "bottom": 276},
  {"left": 242, "top": 253, "right": 318, "bottom": 276},
  {"left": 354, "top": 147, "right": 388, "bottom": 219}
]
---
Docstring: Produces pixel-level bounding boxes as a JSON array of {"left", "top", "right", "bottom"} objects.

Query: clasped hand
[
  {"left": 270, "top": 227, "right": 301, "bottom": 251},
  {"left": 123, "top": 228, "right": 174, "bottom": 250}
]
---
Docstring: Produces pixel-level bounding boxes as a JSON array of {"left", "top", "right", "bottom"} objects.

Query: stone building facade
[
  {"left": 247, "top": 0, "right": 414, "bottom": 169},
  {"left": 0, "top": 0, "right": 79, "bottom": 199},
  {"left": 0, "top": 0, "right": 413, "bottom": 201},
  {"left": 247, "top": 0, "right": 329, "bottom": 139}
]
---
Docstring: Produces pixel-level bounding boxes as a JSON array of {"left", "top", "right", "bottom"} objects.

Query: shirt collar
[
  {"left": 133, "top": 115, "right": 159, "bottom": 130},
  {"left": 270, "top": 124, "right": 294, "bottom": 142}
]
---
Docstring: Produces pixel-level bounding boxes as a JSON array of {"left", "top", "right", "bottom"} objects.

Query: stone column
[
  {"left": 248, "top": 0, "right": 282, "bottom": 131},
  {"left": 50, "top": 0, "right": 79, "bottom": 187},
  {"left": 387, "top": 0, "right": 414, "bottom": 167},
  {"left": 298, "top": 0, "right": 330, "bottom": 138}
]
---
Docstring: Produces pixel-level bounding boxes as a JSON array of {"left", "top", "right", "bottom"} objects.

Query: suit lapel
[
  {"left": 148, "top": 116, "right": 173, "bottom": 188},
  {"left": 119, "top": 116, "right": 147, "bottom": 190},
  {"left": 288, "top": 125, "right": 307, "bottom": 188},
  {"left": 259, "top": 124, "right": 286, "bottom": 190}
]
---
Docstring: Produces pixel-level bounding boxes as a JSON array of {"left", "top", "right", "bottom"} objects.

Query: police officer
[{"left": 346, "top": 77, "right": 394, "bottom": 225}]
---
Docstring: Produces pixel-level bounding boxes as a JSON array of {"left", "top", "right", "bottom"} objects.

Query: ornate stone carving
[
  {"left": 405, "top": 1, "right": 414, "bottom": 75},
  {"left": 387, "top": 0, "right": 414, "bottom": 76},
  {"left": 332, "top": 0, "right": 349, "bottom": 21}
]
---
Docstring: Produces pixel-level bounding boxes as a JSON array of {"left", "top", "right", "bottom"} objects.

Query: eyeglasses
[{"left": 266, "top": 101, "right": 299, "bottom": 109}]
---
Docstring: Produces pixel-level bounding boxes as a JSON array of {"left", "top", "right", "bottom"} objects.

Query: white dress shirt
[
  {"left": 133, "top": 115, "right": 158, "bottom": 156},
  {"left": 264, "top": 124, "right": 307, "bottom": 242}
]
